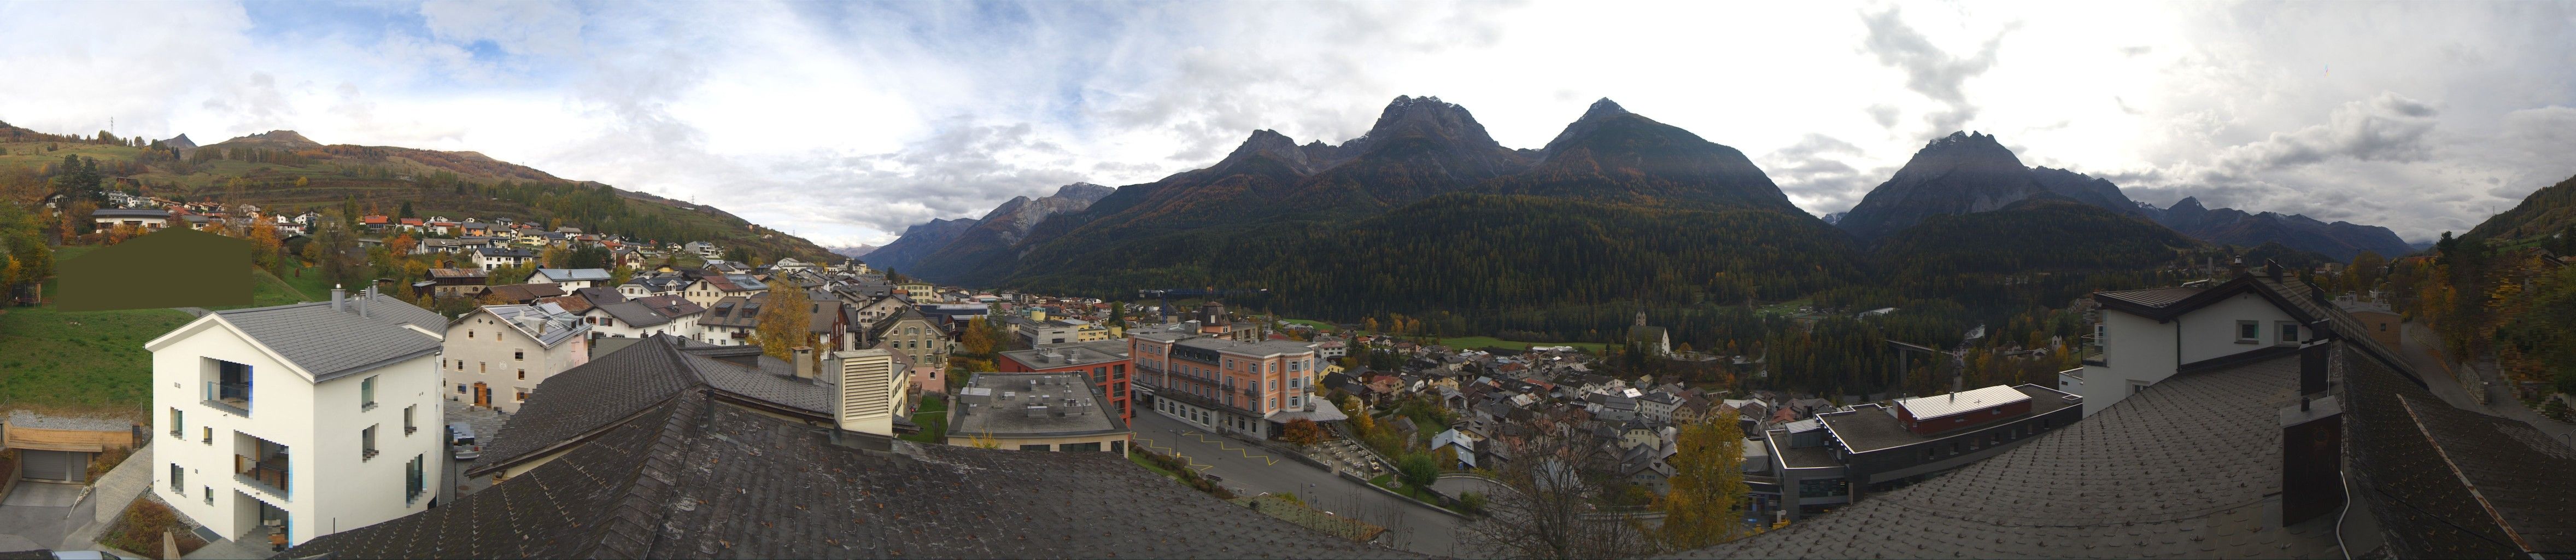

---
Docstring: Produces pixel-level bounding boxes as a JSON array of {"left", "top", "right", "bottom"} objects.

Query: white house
[
  {"left": 582, "top": 295, "right": 706, "bottom": 342},
  {"left": 2081, "top": 266, "right": 2321, "bottom": 416},
  {"left": 472, "top": 247, "right": 536, "bottom": 271},
  {"left": 442, "top": 304, "right": 591, "bottom": 413},
  {"left": 527, "top": 268, "right": 612, "bottom": 290},
  {"left": 146, "top": 287, "right": 447, "bottom": 547}
]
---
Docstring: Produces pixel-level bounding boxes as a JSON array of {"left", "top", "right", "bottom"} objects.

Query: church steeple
[{"left": 1635, "top": 310, "right": 1647, "bottom": 327}]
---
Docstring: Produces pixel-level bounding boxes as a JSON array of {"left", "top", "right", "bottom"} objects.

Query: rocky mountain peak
[
  {"left": 1578, "top": 98, "right": 1630, "bottom": 122},
  {"left": 1050, "top": 182, "right": 1114, "bottom": 202},
  {"left": 1346, "top": 95, "right": 1504, "bottom": 153}
]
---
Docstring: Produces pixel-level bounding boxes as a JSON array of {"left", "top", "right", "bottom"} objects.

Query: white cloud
[{"left": 3, "top": 1, "right": 2572, "bottom": 244}]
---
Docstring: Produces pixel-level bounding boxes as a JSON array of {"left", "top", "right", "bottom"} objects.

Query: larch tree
[
  {"left": 754, "top": 287, "right": 815, "bottom": 361},
  {"left": 1656, "top": 409, "right": 1749, "bottom": 550}
]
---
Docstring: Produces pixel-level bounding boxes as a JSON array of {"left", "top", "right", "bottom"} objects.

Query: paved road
[
  {"left": 2402, "top": 322, "right": 2576, "bottom": 449},
  {"left": 0, "top": 482, "right": 85, "bottom": 552},
  {"left": 1129, "top": 411, "right": 1473, "bottom": 556}
]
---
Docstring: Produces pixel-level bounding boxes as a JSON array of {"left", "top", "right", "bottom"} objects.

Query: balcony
[
  {"left": 2079, "top": 343, "right": 2105, "bottom": 367},
  {"left": 235, "top": 435, "right": 290, "bottom": 500},
  {"left": 204, "top": 381, "right": 251, "bottom": 415}
]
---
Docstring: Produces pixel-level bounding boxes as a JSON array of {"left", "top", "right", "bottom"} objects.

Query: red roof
[
  {"left": 362, "top": 215, "right": 389, "bottom": 225},
  {"left": 400, "top": 218, "right": 424, "bottom": 225}
]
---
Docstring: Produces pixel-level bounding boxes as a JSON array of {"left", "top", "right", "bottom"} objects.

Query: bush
[
  {"left": 1459, "top": 491, "right": 1488, "bottom": 514},
  {"left": 101, "top": 498, "right": 208, "bottom": 559},
  {"left": 87, "top": 445, "right": 134, "bottom": 481}
]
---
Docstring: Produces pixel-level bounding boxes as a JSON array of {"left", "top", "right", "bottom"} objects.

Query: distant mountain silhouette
[{"left": 2143, "top": 197, "right": 2413, "bottom": 260}]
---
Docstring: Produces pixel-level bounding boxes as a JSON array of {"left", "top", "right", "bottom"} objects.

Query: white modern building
[
  {"left": 146, "top": 287, "right": 447, "bottom": 547},
  {"left": 442, "top": 304, "right": 591, "bottom": 413},
  {"left": 2080, "top": 264, "right": 2332, "bottom": 416}
]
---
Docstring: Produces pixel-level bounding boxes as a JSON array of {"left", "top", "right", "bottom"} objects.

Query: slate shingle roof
[
  {"left": 290, "top": 346, "right": 1415, "bottom": 559},
  {"left": 1681, "top": 350, "right": 2340, "bottom": 558},
  {"left": 211, "top": 293, "right": 443, "bottom": 382}
]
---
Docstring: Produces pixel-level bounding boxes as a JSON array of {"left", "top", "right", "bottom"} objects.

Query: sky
[{"left": 4, "top": 1, "right": 2573, "bottom": 246}]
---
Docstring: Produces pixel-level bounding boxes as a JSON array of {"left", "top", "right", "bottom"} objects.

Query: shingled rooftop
[
  {"left": 1680, "top": 273, "right": 2576, "bottom": 559},
  {"left": 289, "top": 335, "right": 1413, "bottom": 559}
]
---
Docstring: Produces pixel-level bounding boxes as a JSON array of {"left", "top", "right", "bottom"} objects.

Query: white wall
[
  {"left": 152, "top": 318, "right": 443, "bottom": 546},
  {"left": 2081, "top": 292, "right": 2302, "bottom": 417},
  {"left": 442, "top": 311, "right": 590, "bottom": 413}
]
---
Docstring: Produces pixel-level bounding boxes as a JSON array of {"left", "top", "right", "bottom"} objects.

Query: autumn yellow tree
[
  {"left": 248, "top": 223, "right": 282, "bottom": 273},
  {"left": 386, "top": 233, "right": 416, "bottom": 258},
  {"left": 754, "top": 287, "right": 814, "bottom": 361},
  {"left": 1657, "top": 409, "right": 1749, "bottom": 550},
  {"left": 1281, "top": 418, "right": 1327, "bottom": 446}
]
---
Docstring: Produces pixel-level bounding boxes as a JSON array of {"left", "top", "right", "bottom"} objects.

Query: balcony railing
[
  {"left": 236, "top": 453, "right": 290, "bottom": 499},
  {"left": 204, "top": 382, "right": 250, "bottom": 415}
]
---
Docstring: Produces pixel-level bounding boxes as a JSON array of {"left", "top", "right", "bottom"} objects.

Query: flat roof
[
  {"left": 1821, "top": 385, "right": 2080, "bottom": 453},
  {"left": 1896, "top": 385, "right": 2032, "bottom": 420},
  {"left": 950, "top": 372, "right": 1126, "bottom": 439}
]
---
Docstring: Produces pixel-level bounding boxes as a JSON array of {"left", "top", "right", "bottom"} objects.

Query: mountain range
[{"left": 2139, "top": 197, "right": 2413, "bottom": 260}]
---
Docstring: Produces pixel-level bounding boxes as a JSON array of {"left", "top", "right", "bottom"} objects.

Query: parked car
[{"left": 448, "top": 422, "right": 481, "bottom": 460}]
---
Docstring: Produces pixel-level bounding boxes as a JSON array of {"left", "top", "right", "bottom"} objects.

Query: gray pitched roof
[
  {"left": 535, "top": 267, "right": 612, "bottom": 282},
  {"left": 210, "top": 293, "right": 443, "bottom": 381},
  {"left": 591, "top": 300, "right": 674, "bottom": 328},
  {"left": 1673, "top": 343, "right": 2386, "bottom": 559},
  {"left": 466, "top": 336, "right": 836, "bottom": 476},
  {"left": 479, "top": 304, "right": 589, "bottom": 348},
  {"left": 290, "top": 387, "right": 1413, "bottom": 559}
]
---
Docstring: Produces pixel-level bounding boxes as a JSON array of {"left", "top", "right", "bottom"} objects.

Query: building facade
[
  {"left": 1131, "top": 331, "right": 1323, "bottom": 439},
  {"left": 442, "top": 304, "right": 591, "bottom": 413},
  {"left": 146, "top": 289, "right": 447, "bottom": 546}
]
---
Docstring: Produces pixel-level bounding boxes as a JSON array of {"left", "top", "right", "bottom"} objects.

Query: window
[
  {"left": 517, "top": 369, "right": 526, "bottom": 380},
  {"left": 406, "top": 454, "right": 426, "bottom": 504},
  {"left": 405, "top": 405, "right": 418, "bottom": 435},
  {"left": 479, "top": 362, "right": 487, "bottom": 373},
  {"left": 204, "top": 486, "right": 212, "bottom": 505},
  {"left": 169, "top": 408, "right": 182, "bottom": 438},
  {"left": 515, "top": 388, "right": 529, "bottom": 402},
  {"left": 361, "top": 376, "right": 378, "bottom": 410},
  {"left": 514, "top": 350, "right": 525, "bottom": 360},
  {"left": 2278, "top": 322, "right": 2300, "bottom": 345},
  {"left": 362, "top": 425, "right": 379, "bottom": 460},
  {"left": 457, "top": 384, "right": 468, "bottom": 394},
  {"left": 202, "top": 427, "right": 212, "bottom": 445},
  {"left": 2236, "top": 320, "right": 2261, "bottom": 343},
  {"left": 170, "top": 464, "right": 183, "bottom": 492},
  {"left": 467, "top": 330, "right": 475, "bottom": 339},
  {"left": 1289, "top": 396, "right": 1301, "bottom": 408}
]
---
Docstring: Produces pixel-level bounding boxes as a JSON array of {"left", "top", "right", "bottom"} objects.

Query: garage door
[{"left": 20, "top": 450, "right": 88, "bottom": 483}]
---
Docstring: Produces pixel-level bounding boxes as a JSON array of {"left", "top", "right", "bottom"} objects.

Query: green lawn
[
  {"left": 1434, "top": 336, "right": 1613, "bottom": 353},
  {"left": 1757, "top": 298, "right": 1815, "bottom": 317},
  {"left": 1281, "top": 318, "right": 1338, "bottom": 331},
  {"left": 900, "top": 395, "right": 950, "bottom": 444},
  {"left": 0, "top": 299, "right": 191, "bottom": 417}
]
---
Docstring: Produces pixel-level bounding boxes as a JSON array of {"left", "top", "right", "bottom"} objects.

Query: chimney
[
  {"left": 331, "top": 284, "right": 347, "bottom": 312},
  {"left": 2265, "top": 259, "right": 2284, "bottom": 280},
  {"left": 793, "top": 346, "right": 815, "bottom": 379},
  {"left": 359, "top": 285, "right": 373, "bottom": 318},
  {"left": 1951, "top": 376, "right": 1963, "bottom": 402},
  {"left": 2229, "top": 255, "right": 2246, "bottom": 277}
]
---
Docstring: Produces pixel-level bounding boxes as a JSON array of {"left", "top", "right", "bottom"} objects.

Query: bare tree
[{"left": 1465, "top": 435, "right": 1663, "bottom": 559}]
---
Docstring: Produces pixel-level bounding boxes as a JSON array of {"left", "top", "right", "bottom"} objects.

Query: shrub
[{"left": 101, "top": 498, "right": 208, "bottom": 558}]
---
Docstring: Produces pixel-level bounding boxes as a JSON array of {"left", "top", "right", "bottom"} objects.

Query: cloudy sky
[{"left": 5, "top": 1, "right": 2572, "bottom": 245}]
